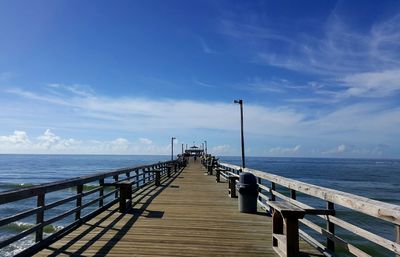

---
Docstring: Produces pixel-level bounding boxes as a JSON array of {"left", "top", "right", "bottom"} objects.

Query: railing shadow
[{"left": 43, "top": 167, "right": 184, "bottom": 257}]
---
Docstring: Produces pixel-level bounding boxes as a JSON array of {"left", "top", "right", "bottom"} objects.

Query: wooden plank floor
[{"left": 36, "top": 160, "right": 323, "bottom": 257}]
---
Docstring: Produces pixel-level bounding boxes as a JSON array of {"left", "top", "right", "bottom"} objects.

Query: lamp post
[
  {"left": 171, "top": 137, "right": 176, "bottom": 161},
  {"left": 204, "top": 140, "right": 207, "bottom": 155},
  {"left": 234, "top": 99, "right": 245, "bottom": 168}
]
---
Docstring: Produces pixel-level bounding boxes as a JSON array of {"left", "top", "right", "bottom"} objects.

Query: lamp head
[{"left": 234, "top": 99, "right": 242, "bottom": 104}]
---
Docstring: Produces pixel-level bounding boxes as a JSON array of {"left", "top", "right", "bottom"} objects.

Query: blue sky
[{"left": 0, "top": 0, "right": 400, "bottom": 158}]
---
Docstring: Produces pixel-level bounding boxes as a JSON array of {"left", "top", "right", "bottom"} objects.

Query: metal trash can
[{"left": 236, "top": 173, "right": 258, "bottom": 213}]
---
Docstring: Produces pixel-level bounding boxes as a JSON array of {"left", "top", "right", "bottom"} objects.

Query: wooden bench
[{"left": 269, "top": 201, "right": 305, "bottom": 257}]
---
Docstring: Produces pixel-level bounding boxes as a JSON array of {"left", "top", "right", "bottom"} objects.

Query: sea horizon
[{"left": 0, "top": 153, "right": 399, "bottom": 161}]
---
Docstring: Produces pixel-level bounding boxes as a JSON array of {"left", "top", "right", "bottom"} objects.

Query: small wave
[
  {"left": 0, "top": 234, "right": 34, "bottom": 257},
  {"left": 0, "top": 183, "right": 36, "bottom": 190},
  {"left": 0, "top": 222, "right": 64, "bottom": 257},
  {"left": 0, "top": 183, "right": 113, "bottom": 192},
  {"left": 3, "top": 221, "right": 63, "bottom": 234}
]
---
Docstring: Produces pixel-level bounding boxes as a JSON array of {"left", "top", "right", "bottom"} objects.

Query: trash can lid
[{"left": 239, "top": 172, "right": 257, "bottom": 185}]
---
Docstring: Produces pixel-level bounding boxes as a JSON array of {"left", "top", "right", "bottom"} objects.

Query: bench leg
[{"left": 285, "top": 218, "right": 299, "bottom": 257}]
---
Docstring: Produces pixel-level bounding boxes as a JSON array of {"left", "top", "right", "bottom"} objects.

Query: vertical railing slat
[
  {"left": 99, "top": 178, "right": 104, "bottom": 207},
  {"left": 35, "top": 193, "right": 45, "bottom": 242},
  {"left": 75, "top": 185, "right": 83, "bottom": 220},
  {"left": 113, "top": 175, "right": 119, "bottom": 198},
  {"left": 271, "top": 182, "right": 276, "bottom": 201},
  {"left": 327, "top": 201, "right": 335, "bottom": 252},
  {"left": 290, "top": 189, "right": 296, "bottom": 200},
  {"left": 396, "top": 225, "right": 399, "bottom": 257}
]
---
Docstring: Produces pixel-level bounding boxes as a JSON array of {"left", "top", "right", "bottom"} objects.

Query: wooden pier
[
  {"left": 1, "top": 154, "right": 399, "bottom": 257},
  {"left": 34, "top": 160, "right": 321, "bottom": 256}
]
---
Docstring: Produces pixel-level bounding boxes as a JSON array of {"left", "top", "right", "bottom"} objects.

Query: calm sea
[{"left": 0, "top": 155, "right": 399, "bottom": 256}]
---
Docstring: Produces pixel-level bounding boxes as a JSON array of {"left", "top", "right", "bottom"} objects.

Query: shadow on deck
[{"left": 36, "top": 161, "right": 322, "bottom": 257}]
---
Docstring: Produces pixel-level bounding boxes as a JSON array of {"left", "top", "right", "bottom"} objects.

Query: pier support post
[{"left": 117, "top": 181, "right": 132, "bottom": 213}]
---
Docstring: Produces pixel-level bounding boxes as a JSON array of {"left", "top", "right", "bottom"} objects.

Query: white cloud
[
  {"left": 0, "top": 130, "right": 173, "bottom": 154},
  {"left": 211, "top": 144, "right": 232, "bottom": 155},
  {"left": 268, "top": 145, "right": 301, "bottom": 156},
  {"left": 139, "top": 137, "right": 152, "bottom": 145},
  {"left": 2, "top": 85, "right": 400, "bottom": 157},
  {"left": 0, "top": 130, "right": 80, "bottom": 153},
  {"left": 5, "top": 87, "right": 304, "bottom": 136},
  {"left": 322, "top": 144, "right": 389, "bottom": 157},
  {"left": 0, "top": 131, "right": 31, "bottom": 145}
]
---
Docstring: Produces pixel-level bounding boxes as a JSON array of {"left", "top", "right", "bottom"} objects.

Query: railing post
[
  {"left": 99, "top": 178, "right": 104, "bottom": 207},
  {"left": 257, "top": 177, "right": 262, "bottom": 201},
  {"left": 216, "top": 168, "right": 221, "bottom": 183},
  {"left": 396, "top": 225, "right": 399, "bottom": 257},
  {"left": 228, "top": 176, "right": 238, "bottom": 198},
  {"left": 327, "top": 201, "right": 335, "bottom": 252},
  {"left": 117, "top": 181, "right": 132, "bottom": 213},
  {"left": 207, "top": 163, "right": 213, "bottom": 175},
  {"left": 270, "top": 182, "right": 276, "bottom": 201},
  {"left": 113, "top": 175, "right": 119, "bottom": 198},
  {"left": 35, "top": 193, "right": 45, "bottom": 242},
  {"left": 290, "top": 189, "right": 296, "bottom": 200},
  {"left": 167, "top": 166, "right": 171, "bottom": 178},
  {"left": 76, "top": 184, "right": 83, "bottom": 220},
  {"left": 155, "top": 170, "right": 161, "bottom": 186},
  {"left": 135, "top": 170, "right": 139, "bottom": 188}
]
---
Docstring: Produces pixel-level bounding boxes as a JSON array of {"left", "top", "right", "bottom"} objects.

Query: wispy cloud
[
  {"left": 4, "top": 86, "right": 304, "bottom": 135},
  {"left": 2, "top": 84, "right": 400, "bottom": 156},
  {"left": 0, "top": 71, "right": 16, "bottom": 82},
  {"left": 220, "top": 9, "right": 400, "bottom": 102},
  {"left": 193, "top": 79, "right": 218, "bottom": 88},
  {"left": 212, "top": 144, "right": 233, "bottom": 155},
  {"left": 339, "top": 69, "right": 400, "bottom": 98},
  {"left": 268, "top": 145, "right": 301, "bottom": 156},
  {"left": 198, "top": 37, "right": 217, "bottom": 54}
]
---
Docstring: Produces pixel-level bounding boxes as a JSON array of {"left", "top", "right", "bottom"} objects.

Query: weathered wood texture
[{"left": 35, "top": 160, "right": 321, "bottom": 257}]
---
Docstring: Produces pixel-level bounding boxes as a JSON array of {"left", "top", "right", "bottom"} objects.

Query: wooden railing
[
  {"left": 0, "top": 159, "right": 182, "bottom": 256},
  {"left": 217, "top": 162, "right": 400, "bottom": 257}
]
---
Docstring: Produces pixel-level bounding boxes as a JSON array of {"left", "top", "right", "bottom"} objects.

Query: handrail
[
  {"left": 0, "top": 158, "right": 183, "bottom": 256},
  {"left": 218, "top": 161, "right": 400, "bottom": 257}
]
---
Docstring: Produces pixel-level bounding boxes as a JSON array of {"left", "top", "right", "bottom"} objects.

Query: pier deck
[{"left": 35, "top": 161, "right": 322, "bottom": 257}]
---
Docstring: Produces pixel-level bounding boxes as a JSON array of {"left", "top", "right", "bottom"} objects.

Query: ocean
[{"left": 0, "top": 155, "right": 399, "bottom": 256}]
